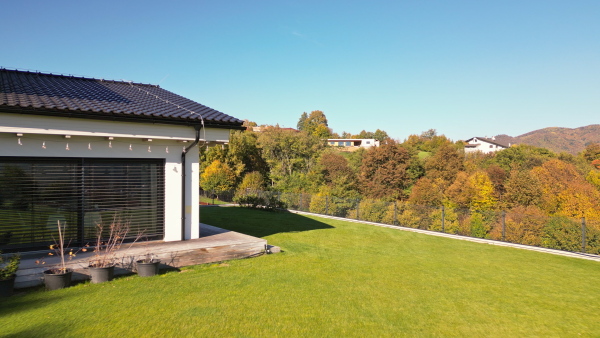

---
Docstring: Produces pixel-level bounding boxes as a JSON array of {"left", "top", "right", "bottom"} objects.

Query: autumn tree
[
  {"left": 502, "top": 169, "right": 542, "bottom": 209},
  {"left": 469, "top": 171, "right": 497, "bottom": 211},
  {"left": 581, "top": 143, "right": 600, "bottom": 163},
  {"left": 359, "top": 141, "right": 412, "bottom": 200},
  {"left": 408, "top": 177, "right": 444, "bottom": 206},
  {"left": 485, "top": 164, "right": 507, "bottom": 200},
  {"left": 489, "top": 206, "right": 547, "bottom": 246},
  {"left": 531, "top": 159, "right": 600, "bottom": 220},
  {"left": 318, "top": 151, "right": 359, "bottom": 198},
  {"left": 200, "top": 160, "right": 236, "bottom": 196},
  {"left": 424, "top": 143, "right": 464, "bottom": 188},
  {"left": 237, "top": 171, "right": 266, "bottom": 192},
  {"left": 444, "top": 172, "right": 472, "bottom": 209}
]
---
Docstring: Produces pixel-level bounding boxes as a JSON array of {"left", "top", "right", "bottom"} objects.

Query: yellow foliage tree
[
  {"left": 200, "top": 160, "right": 236, "bottom": 195},
  {"left": 531, "top": 159, "right": 600, "bottom": 220},
  {"left": 469, "top": 171, "right": 497, "bottom": 211}
]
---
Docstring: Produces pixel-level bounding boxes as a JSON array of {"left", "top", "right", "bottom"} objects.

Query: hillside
[{"left": 494, "top": 125, "right": 600, "bottom": 154}]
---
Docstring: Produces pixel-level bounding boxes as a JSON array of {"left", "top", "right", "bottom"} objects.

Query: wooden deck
[{"left": 14, "top": 224, "right": 268, "bottom": 289}]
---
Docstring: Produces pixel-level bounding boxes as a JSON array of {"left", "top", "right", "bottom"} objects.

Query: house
[
  {"left": 327, "top": 138, "right": 380, "bottom": 150},
  {"left": 0, "top": 68, "right": 244, "bottom": 253},
  {"left": 464, "top": 137, "right": 509, "bottom": 154}
]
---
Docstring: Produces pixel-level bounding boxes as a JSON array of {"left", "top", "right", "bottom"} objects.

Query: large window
[{"left": 0, "top": 158, "right": 165, "bottom": 252}]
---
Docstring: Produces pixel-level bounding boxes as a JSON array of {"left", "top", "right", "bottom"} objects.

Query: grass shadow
[
  {"left": 200, "top": 206, "right": 334, "bottom": 238},
  {"left": 0, "top": 289, "right": 68, "bottom": 317}
]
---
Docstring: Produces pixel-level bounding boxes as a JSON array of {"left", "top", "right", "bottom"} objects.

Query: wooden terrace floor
[{"left": 14, "top": 224, "right": 268, "bottom": 289}]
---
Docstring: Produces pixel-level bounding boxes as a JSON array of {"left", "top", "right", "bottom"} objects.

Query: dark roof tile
[{"left": 0, "top": 69, "right": 243, "bottom": 128}]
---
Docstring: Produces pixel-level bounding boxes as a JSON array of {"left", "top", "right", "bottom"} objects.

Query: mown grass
[
  {"left": 1, "top": 207, "right": 599, "bottom": 337},
  {"left": 199, "top": 196, "right": 229, "bottom": 205}
]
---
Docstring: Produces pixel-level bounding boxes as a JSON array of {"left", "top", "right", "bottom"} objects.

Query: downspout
[{"left": 181, "top": 125, "right": 202, "bottom": 241}]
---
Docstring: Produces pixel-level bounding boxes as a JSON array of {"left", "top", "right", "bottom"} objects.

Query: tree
[
  {"left": 298, "top": 110, "right": 330, "bottom": 138},
  {"left": 490, "top": 206, "right": 547, "bottom": 246},
  {"left": 357, "top": 130, "right": 375, "bottom": 139},
  {"left": 319, "top": 152, "right": 354, "bottom": 185},
  {"left": 257, "top": 126, "right": 324, "bottom": 191},
  {"left": 424, "top": 143, "right": 464, "bottom": 187},
  {"left": 228, "top": 130, "right": 268, "bottom": 179},
  {"left": 485, "top": 164, "right": 507, "bottom": 198},
  {"left": 531, "top": 159, "right": 600, "bottom": 219},
  {"left": 503, "top": 169, "right": 542, "bottom": 209},
  {"left": 372, "top": 129, "right": 390, "bottom": 142},
  {"left": 469, "top": 171, "right": 497, "bottom": 211},
  {"left": 237, "top": 171, "right": 266, "bottom": 192},
  {"left": 444, "top": 171, "right": 472, "bottom": 209},
  {"left": 242, "top": 119, "right": 258, "bottom": 128},
  {"left": 420, "top": 129, "right": 437, "bottom": 139},
  {"left": 408, "top": 177, "right": 444, "bottom": 206},
  {"left": 582, "top": 143, "right": 600, "bottom": 163},
  {"left": 359, "top": 141, "right": 412, "bottom": 200},
  {"left": 200, "top": 160, "right": 236, "bottom": 196},
  {"left": 296, "top": 112, "right": 308, "bottom": 131},
  {"left": 493, "top": 144, "right": 555, "bottom": 171}
]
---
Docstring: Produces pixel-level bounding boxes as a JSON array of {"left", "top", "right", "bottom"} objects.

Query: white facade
[
  {"left": 327, "top": 138, "right": 380, "bottom": 149},
  {"left": 0, "top": 113, "right": 230, "bottom": 242},
  {"left": 464, "top": 137, "right": 508, "bottom": 154}
]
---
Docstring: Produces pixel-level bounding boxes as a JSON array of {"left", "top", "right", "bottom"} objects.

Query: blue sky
[{"left": 2, "top": 0, "right": 599, "bottom": 141}]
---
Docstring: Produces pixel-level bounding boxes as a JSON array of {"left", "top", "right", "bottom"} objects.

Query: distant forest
[{"left": 201, "top": 110, "right": 600, "bottom": 216}]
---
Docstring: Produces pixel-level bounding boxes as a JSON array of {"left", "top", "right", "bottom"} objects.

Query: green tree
[
  {"left": 372, "top": 129, "right": 390, "bottom": 142},
  {"left": 228, "top": 130, "right": 268, "bottom": 179},
  {"left": 257, "top": 126, "right": 325, "bottom": 190},
  {"left": 493, "top": 144, "right": 555, "bottom": 171},
  {"left": 297, "top": 112, "right": 308, "bottom": 131},
  {"left": 299, "top": 110, "right": 331, "bottom": 138}
]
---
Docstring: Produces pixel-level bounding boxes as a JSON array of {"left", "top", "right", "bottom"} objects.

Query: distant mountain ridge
[{"left": 493, "top": 125, "right": 600, "bottom": 155}]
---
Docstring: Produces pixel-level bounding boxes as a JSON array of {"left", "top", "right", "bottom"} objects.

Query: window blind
[{"left": 0, "top": 158, "right": 165, "bottom": 252}]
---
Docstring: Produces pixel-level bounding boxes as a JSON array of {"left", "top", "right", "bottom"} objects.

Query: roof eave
[{"left": 0, "top": 106, "right": 244, "bottom": 129}]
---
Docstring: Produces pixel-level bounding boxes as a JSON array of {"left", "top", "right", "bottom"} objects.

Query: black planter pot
[
  {"left": 43, "top": 269, "right": 73, "bottom": 291},
  {"left": 136, "top": 259, "right": 161, "bottom": 277},
  {"left": 89, "top": 265, "right": 115, "bottom": 284},
  {"left": 0, "top": 275, "right": 16, "bottom": 297}
]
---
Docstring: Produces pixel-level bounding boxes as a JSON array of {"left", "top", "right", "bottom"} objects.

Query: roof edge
[{"left": 1, "top": 106, "right": 244, "bottom": 129}]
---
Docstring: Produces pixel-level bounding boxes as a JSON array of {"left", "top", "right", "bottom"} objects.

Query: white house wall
[
  {"left": 0, "top": 114, "right": 219, "bottom": 242},
  {"left": 0, "top": 113, "right": 231, "bottom": 142}
]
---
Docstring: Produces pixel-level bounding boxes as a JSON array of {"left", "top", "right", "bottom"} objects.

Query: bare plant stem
[{"left": 57, "top": 220, "right": 66, "bottom": 272}]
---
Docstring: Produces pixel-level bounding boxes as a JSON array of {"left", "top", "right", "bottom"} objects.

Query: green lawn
[
  {"left": 1, "top": 207, "right": 599, "bottom": 337},
  {"left": 199, "top": 195, "right": 230, "bottom": 205}
]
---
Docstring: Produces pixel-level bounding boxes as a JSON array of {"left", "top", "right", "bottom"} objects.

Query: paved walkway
[{"left": 287, "top": 209, "right": 600, "bottom": 263}]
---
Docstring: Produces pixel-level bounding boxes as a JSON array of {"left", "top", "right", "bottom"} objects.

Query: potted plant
[
  {"left": 136, "top": 253, "right": 161, "bottom": 277},
  {"left": 88, "top": 216, "right": 140, "bottom": 283},
  {"left": 0, "top": 251, "right": 20, "bottom": 297},
  {"left": 40, "top": 220, "right": 77, "bottom": 291}
]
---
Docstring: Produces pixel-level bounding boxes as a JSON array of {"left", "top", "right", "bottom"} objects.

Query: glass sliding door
[{"left": 0, "top": 157, "right": 164, "bottom": 252}]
